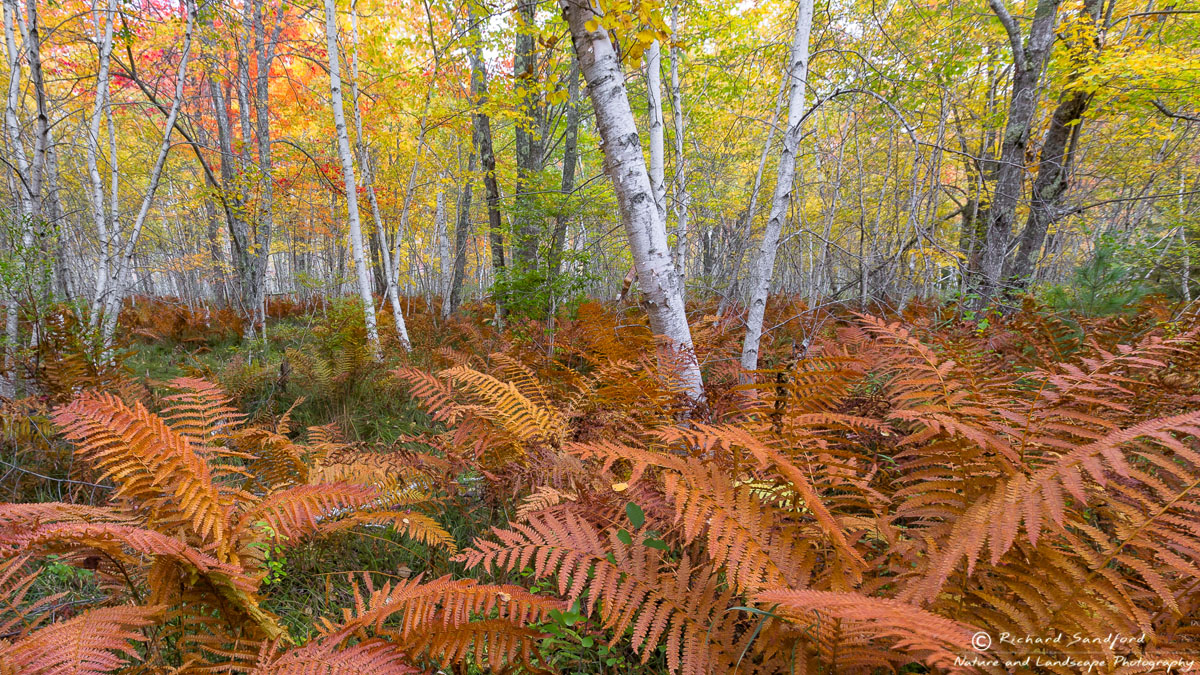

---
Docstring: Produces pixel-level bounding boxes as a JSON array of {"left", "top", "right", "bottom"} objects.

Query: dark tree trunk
[
  {"left": 512, "top": 0, "right": 541, "bottom": 269},
  {"left": 1007, "top": 0, "right": 1104, "bottom": 286},
  {"left": 977, "top": 0, "right": 1064, "bottom": 302},
  {"left": 549, "top": 55, "right": 581, "bottom": 284}
]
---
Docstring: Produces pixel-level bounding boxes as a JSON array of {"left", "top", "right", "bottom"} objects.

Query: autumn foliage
[{"left": 2, "top": 297, "right": 1200, "bottom": 673}]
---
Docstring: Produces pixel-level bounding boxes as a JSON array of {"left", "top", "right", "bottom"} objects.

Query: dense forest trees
[
  {"left": 0, "top": 0, "right": 1199, "bottom": 671},
  {"left": 0, "top": 0, "right": 1193, "bottom": 377}
]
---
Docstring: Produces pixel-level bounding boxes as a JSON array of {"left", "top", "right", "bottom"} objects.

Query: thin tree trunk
[
  {"left": 434, "top": 191, "right": 449, "bottom": 298},
  {"left": 512, "top": 0, "right": 540, "bottom": 268},
  {"left": 444, "top": 154, "right": 475, "bottom": 318},
  {"left": 668, "top": 5, "right": 691, "bottom": 280},
  {"left": 469, "top": 6, "right": 506, "bottom": 325},
  {"left": 2, "top": 0, "right": 30, "bottom": 393},
  {"left": 100, "top": 0, "right": 195, "bottom": 346},
  {"left": 349, "top": 0, "right": 409, "bottom": 348},
  {"left": 86, "top": 0, "right": 116, "bottom": 327},
  {"left": 647, "top": 39, "right": 667, "bottom": 224},
  {"left": 324, "top": 0, "right": 381, "bottom": 359},
  {"left": 739, "top": 0, "right": 814, "bottom": 373},
  {"left": 718, "top": 74, "right": 787, "bottom": 317},
  {"left": 560, "top": 0, "right": 703, "bottom": 403},
  {"left": 548, "top": 55, "right": 580, "bottom": 282}
]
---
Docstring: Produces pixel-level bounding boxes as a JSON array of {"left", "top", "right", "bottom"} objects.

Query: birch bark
[
  {"left": 646, "top": 40, "right": 667, "bottom": 224},
  {"left": 560, "top": 0, "right": 703, "bottom": 403},
  {"left": 739, "top": 0, "right": 814, "bottom": 372},
  {"left": 667, "top": 5, "right": 690, "bottom": 279},
  {"left": 100, "top": 0, "right": 195, "bottom": 346},
  {"left": 349, "top": 0, "right": 409, "bottom": 348},
  {"left": 324, "top": 0, "right": 381, "bottom": 359},
  {"left": 86, "top": 0, "right": 116, "bottom": 328}
]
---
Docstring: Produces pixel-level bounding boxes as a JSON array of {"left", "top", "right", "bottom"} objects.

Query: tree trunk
[
  {"left": 668, "top": 5, "right": 691, "bottom": 280},
  {"left": 86, "top": 0, "right": 116, "bottom": 327},
  {"left": 549, "top": 55, "right": 580, "bottom": 283},
  {"left": 1007, "top": 0, "right": 1104, "bottom": 286},
  {"left": 739, "top": 0, "right": 814, "bottom": 373},
  {"left": 512, "top": 0, "right": 541, "bottom": 269},
  {"left": 435, "top": 191, "right": 449, "bottom": 299},
  {"left": 469, "top": 7, "right": 506, "bottom": 325},
  {"left": 324, "top": 0, "right": 381, "bottom": 359},
  {"left": 646, "top": 39, "right": 667, "bottom": 224},
  {"left": 560, "top": 0, "right": 703, "bottom": 403},
  {"left": 100, "top": 0, "right": 195, "bottom": 346},
  {"left": 444, "top": 154, "right": 475, "bottom": 319},
  {"left": 718, "top": 74, "right": 787, "bottom": 317},
  {"left": 977, "top": 0, "right": 1063, "bottom": 302}
]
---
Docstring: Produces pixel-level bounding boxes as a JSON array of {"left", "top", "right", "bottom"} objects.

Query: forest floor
[{"left": 4, "top": 293, "right": 1200, "bottom": 673}]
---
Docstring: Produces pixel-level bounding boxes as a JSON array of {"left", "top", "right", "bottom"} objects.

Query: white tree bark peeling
[{"left": 561, "top": 0, "right": 703, "bottom": 403}]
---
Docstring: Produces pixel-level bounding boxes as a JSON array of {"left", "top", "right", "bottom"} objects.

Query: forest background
[{"left": 0, "top": 0, "right": 1199, "bottom": 671}]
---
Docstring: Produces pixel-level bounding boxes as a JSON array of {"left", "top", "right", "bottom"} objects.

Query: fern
[
  {"left": 52, "top": 392, "right": 231, "bottom": 544},
  {"left": 753, "top": 590, "right": 976, "bottom": 673},
  {"left": 0, "top": 605, "right": 160, "bottom": 675},
  {"left": 457, "top": 507, "right": 741, "bottom": 674}
]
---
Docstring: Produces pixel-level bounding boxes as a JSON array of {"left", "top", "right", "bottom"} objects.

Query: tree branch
[
  {"left": 1152, "top": 100, "right": 1200, "bottom": 123},
  {"left": 988, "top": 0, "right": 1028, "bottom": 73}
]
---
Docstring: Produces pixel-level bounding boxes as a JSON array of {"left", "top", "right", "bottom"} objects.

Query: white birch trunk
[
  {"left": 560, "top": 0, "right": 703, "bottom": 403},
  {"left": 100, "top": 0, "right": 195, "bottom": 346},
  {"left": 739, "top": 0, "right": 814, "bottom": 373},
  {"left": 349, "top": 0, "right": 409, "bottom": 349},
  {"left": 2, "top": 0, "right": 31, "bottom": 395},
  {"left": 324, "top": 0, "right": 381, "bottom": 360},
  {"left": 668, "top": 5, "right": 690, "bottom": 279},
  {"left": 435, "top": 191, "right": 450, "bottom": 300},
  {"left": 86, "top": 0, "right": 115, "bottom": 329},
  {"left": 646, "top": 39, "right": 667, "bottom": 225}
]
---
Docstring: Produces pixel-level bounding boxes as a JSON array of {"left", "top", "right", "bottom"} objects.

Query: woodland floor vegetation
[{"left": 2, "top": 293, "right": 1200, "bottom": 673}]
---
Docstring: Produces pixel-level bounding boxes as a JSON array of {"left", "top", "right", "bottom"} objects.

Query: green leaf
[
  {"left": 625, "top": 502, "right": 645, "bottom": 529},
  {"left": 643, "top": 537, "right": 669, "bottom": 550},
  {"left": 616, "top": 528, "right": 633, "bottom": 546}
]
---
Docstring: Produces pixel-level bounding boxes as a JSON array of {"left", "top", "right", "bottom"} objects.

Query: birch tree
[
  {"left": 99, "top": 0, "right": 196, "bottom": 346},
  {"left": 350, "top": 0, "right": 410, "bottom": 349},
  {"left": 739, "top": 0, "right": 814, "bottom": 372},
  {"left": 560, "top": 0, "right": 703, "bottom": 403},
  {"left": 2, "top": 0, "right": 31, "bottom": 394},
  {"left": 668, "top": 5, "right": 690, "bottom": 278},
  {"left": 85, "top": 0, "right": 116, "bottom": 332},
  {"left": 468, "top": 6, "right": 506, "bottom": 325},
  {"left": 646, "top": 39, "right": 667, "bottom": 224},
  {"left": 324, "top": 0, "right": 381, "bottom": 359}
]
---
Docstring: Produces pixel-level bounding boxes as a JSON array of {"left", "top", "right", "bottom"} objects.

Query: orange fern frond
[
  {"left": 231, "top": 483, "right": 377, "bottom": 543},
  {"left": 906, "top": 409, "right": 1200, "bottom": 604},
  {"left": 52, "top": 392, "right": 230, "bottom": 544},
  {"left": 160, "top": 377, "right": 245, "bottom": 444},
  {"left": 249, "top": 638, "right": 419, "bottom": 674},
  {"left": 456, "top": 508, "right": 739, "bottom": 674},
  {"left": 753, "top": 589, "right": 976, "bottom": 673},
  {"left": 0, "top": 605, "right": 161, "bottom": 675}
]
